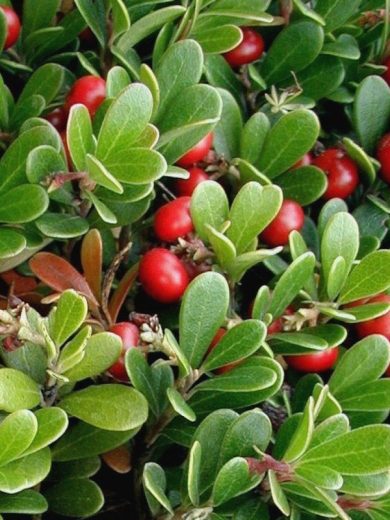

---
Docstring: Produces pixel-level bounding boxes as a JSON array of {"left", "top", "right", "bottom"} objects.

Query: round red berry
[
  {"left": 355, "top": 294, "right": 390, "bottom": 340},
  {"left": 312, "top": 148, "right": 359, "bottom": 200},
  {"left": 45, "top": 107, "right": 67, "bottom": 132},
  {"left": 261, "top": 199, "right": 305, "bottom": 247},
  {"left": 224, "top": 27, "right": 265, "bottom": 67},
  {"left": 65, "top": 75, "right": 106, "bottom": 117},
  {"left": 174, "top": 167, "right": 209, "bottom": 197},
  {"left": 108, "top": 322, "right": 140, "bottom": 381},
  {"left": 291, "top": 153, "right": 313, "bottom": 169},
  {"left": 383, "top": 56, "right": 390, "bottom": 86},
  {"left": 176, "top": 133, "right": 213, "bottom": 167},
  {"left": 285, "top": 347, "right": 339, "bottom": 373},
  {"left": 139, "top": 248, "right": 189, "bottom": 303},
  {"left": 154, "top": 197, "right": 193, "bottom": 243},
  {"left": 0, "top": 6, "right": 21, "bottom": 50},
  {"left": 377, "top": 133, "right": 390, "bottom": 184}
]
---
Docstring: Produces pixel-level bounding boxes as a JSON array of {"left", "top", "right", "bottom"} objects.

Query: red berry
[
  {"left": 377, "top": 133, "right": 390, "bottom": 184},
  {"left": 174, "top": 167, "right": 209, "bottom": 197},
  {"left": 108, "top": 322, "right": 140, "bottom": 381},
  {"left": 383, "top": 56, "right": 390, "bottom": 86},
  {"left": 386, "top": 365, "right": 390, "bottom": 377},
  {"left": 312, "top": 148, "right": 359, "bottom": 200},
  {"left": 0, "top": 6, "right": 21, "bottom": 50},
  {"left": 207, "top": 328, "right": 239, "bottom": 374},
  {"left": 268, "top": 318, "right": 282, "bottom": 335},
  {"left": 65, "top": 75, "right": 106, "bottom": 117},
  {"left": 285, "top": 347, "right": 339, "bottom": 373},
  {"left": 139, "top": 248, "right": 189, "bottom": 303},
  {"left": 154, "top": 197, "right": 193, "bottom": 243},
  {"left": 2, "top": 336, "right": 18, "bottom": 352},
  {"left": 291, "top": 153, "right": 313, "bottom": 169},
  {"left": 44, "top": 107, "right": 67, "bottom": 132},
  {"left": 355, "top": 294, "right": 390, "bottom": 340},
  {"left": 261, "top": 199, "right": 305, "bottom": 247},
  {"left": 176, "top": 133, "right": 213, "bottom": 167},
  {"left": 223, "top": 27, "right": 265, "bottom": 67}
]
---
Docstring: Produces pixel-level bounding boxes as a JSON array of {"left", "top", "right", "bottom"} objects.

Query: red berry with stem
[
  {"left": 377, "top": 133, "right": 390, "bottom": 184},
  {"left": 285, "top": 347, "right": 339, "bottom": 373},
  {"left": 261, "top": 199, "right": 305, "bottom": 247},
  {"left": 154, "top": 197, "right": 193, "bottom": 243},
  {"left": 108, "top": 322, "right": 140, "bottom": 381},
  {"left": 312, "top": 148, "right": 359, "bottom": 200},
  {"left": 224, "top": 27, "right": 265, "bottom": 67},
  {"left": 355, "top": 294, "right": 390, "bottom": 340},
  {"left": 0, "top": 6, "right": 21, "bottom": 50},
  {"left": 139, "top": 248, "right": 190, "bottom": 303},
  {"left": 45, "top": 107, "right": 67, "bottom": 131},
  {"left": 64, "top": 75, "right": 106, "bottom": 117},
  {"left": 174, "top": 167, "right": 209, "bottom": 197},
  {"left": 176, "top": 133, "right": 213, "bottom": 167},
  {"left": 383, "top": 56, "right": 390, "bottom": 86},
  {"left": 291, "top": 153, "right": 313, "bottom": 169}
]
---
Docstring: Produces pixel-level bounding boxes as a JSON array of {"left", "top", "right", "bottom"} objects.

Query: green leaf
[
  {"left": 284, "top": 398, "right": 315, "bottom": 463},
  {"left": 67, "top": 104, "right": 94, "bottom": 171},
  {"left": 339, "top": 250, "right": 390, "bottom": 304},
  {"left": 188, "top": 441, "right": 202, "bottom": 506},
  {"left": 0, "top": 369, "right": 41, "bottom": 412},
  {"left": 64, "top": 332, "right": 122, "bottom": 382},
  {"left": 258, "top": 110, "right": 320, "bottom": 178},
  {"left": 202, "top": 320, "right": 266, "bottom": 372},
  {"left": 85, "top": 191, "right": 118, "bottom": 225},
  {"left": 300, "top": 425, "right": 390, "bottom": 475},
  {"left": 106, "top": 66, "right": 130, "bottom": 98},
  {"left": 26, "top": 145, "right": 66, "bottom": 183},
  {"left": 140, "top": 64, "right": 160, "bottom": 120},
  {"left": 52, "top": 422, "right": 138, "bottom": 461},
  {"left": 155, "top": 39, "right": 203, "bottom": 122},
  {"left": 240, "top": 112, "right": 270, "bottom": 165},
  {"left": 100, "top": 148, "right": 166, "bottom": 184},
  {"left": 74, "top": 0, "right": 107, "bottom": 47},
  {"left": 227, "top": 248, "right": 283, "bottom": 283},
  {"left": 0, "top": 185, "right": 48, "bottom": 224},
  {"left": 353, "top": 76, "right": 390, "bottom": 154},
  {"left": 18, "top": 63, "right": 65, "bottom": 106},
  {"left": 296, "top": 464, "right": 343, "bottom": 490},
  {"left": 86, "top": 155, "right": 123, "bottom": 194},
  {"left": 0, "top": 229, "right": 26, "bottom": 259},
  {"left": 227, "top": 183, "right": 282, "bottom": 254},
  {"left": 214, "top": 88, "right": 243, "bottom": 160},
  {"left": 59, "top": 385, "right": 148, "bottom": 431},
  {"left": 111, "top": 0, "right": 130, "bottom": 40},
  {"left": 51, "top": 290, "right": 88, "bottom": 346},
  {"left": 204, "top": 54, "right": 244, "bottom": 107},
  {"left": 0, "top": 410, "right": 37, "bottom": 467},
  {"left": 261, "top": 21, "right": 324, "bottom": 84},
  {"left": 194, "top": 24, "right": 242, "bottom": 54},
  {"left": 315, "top": 0, "right": 361, "bottom": 32},
  {"left": 322, "top": 34, "right": 360, "bottom": 60},
  {"left": 167, "top": 388, "right": 196, "bottom": 422},
  {"left": 269, "top": 469, "right": 290, "bottom": 516},
  {"left": 341, "top": 473, "right": 390, "bottom": 497},
  {"left": 0, "top": 490, "right": 47, "bottom": 514},
  {"left": 294, "top": 55, "right": 345, "bottom": 100},
  {"left": 276, "top": 166, "right": 327, "bottom": 206},
  {"left": 212, "top": 458, "right": 259, "bottom": 506},
  {"left": 45, "top": 478, "right": 104, "bottom": 518},
  {"left": 205, "top": 225, "right": 236, "bottom": 270},
  {"left": 335, "top": 380, "right": 390, "bottom": 411},
  {"left": 342, "top": 137, "right": 376, "bottom": 186},
  {"left": 268, "top": 252, "right": 316, "bottom": 318},
  {"left": 143, "top": 463, "right": 173, "bottom": 515},
  {"left": 35, "top": 213, "right": 89, "bottom": 239},
  {"left": 0, "top": 449, "right": 51, "bottom": 494},
  {"left": 329, "top": 335, "right": 390, "bottom": 396},
  {"left": 96, "top": 83, "right": 153, "bottom": 162},
  {"left": 233, "top": 499, "right": 270, "bottom": 520},
  {"left": 310, "top": 414, "right": 350, "bottom": 450},
  {"left": 179, "top": 272, "right": 229, "bottom": 368},
  {"left": 23, "top": 408, "right": 68, "bottom": 456},
  {"left": 191, "top": 180, "right": 229, "bottom": 242},
  {"left": 22, "top": 0, "right": 60, "bottom": 37}
]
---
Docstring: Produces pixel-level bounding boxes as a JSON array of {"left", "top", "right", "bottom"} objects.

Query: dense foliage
[{"left": 0, "top": 1, "right": 389, "bottom": 519}]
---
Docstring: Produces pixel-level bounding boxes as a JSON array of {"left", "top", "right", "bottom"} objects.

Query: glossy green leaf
[
  {"left": 143, "top": 463, "right": 173, "bottom": 515},
  {"left": 74, "top": 0, "right": 106, "bottom": 46},
  {"left": 296, "top": 464, "right": 343, "bottom": 490},
  {"left": 240, "top": 112, "right": 270, "bottom": 166},
  {"left": 0, "top": 489, "right": 47, "bottom": 514},
  {"left": 0, "top": 369, "right": 41, "bottom": 412},
  {"left": 214, "top": 88, "right": 243, "bottom": 160},
  {"left": 0, "top": 229, "right": 26, "bottom": 259},
  {"left": 67, "top": 104, "right": 94, "bottom": 171},
  {"left": 45, "top": 478, "right": 104, "bottom": 518},
  {"left": 191, "top": 180, "right": 229, "bottom": 242},
  {"left": 188, "top": 441, "right": 202, "bottom": 506},
  {"left": 212, "top": 457, "right": 259, "bottom": 506},
  {"left": 51, "top": 290, "right": 88, "bottom": 346},
  {"left": 100, "top": 148, "right": 166, "bottom": 184},
  {"left": 284, "top": 398, "right": 315, "bottom": 463},
  {"left": 167, "top": 388, "right": 196, "bottom": 422},
  {"left": 0, "top": 410, "right": 37, "bottom": 467},
  {"left": 0, "top": 185, "right": 48, "bottom": 224},
  {"left": 35, "top": 213, "right": 89, "bottom": 239},
  {"left": 315, "top": 0, "right": 362, "bottom": 32},
  {"left": 294, "top": 55, "right": 345, "bottom": 100},
  {"left": 18, "top": 63, "right": 64, "bottom": 105},
  {"left": 0, "top": 449, "right": 51, "bottom": 494},
  {"left": 194, "top": 24, "right": 242, "bottom": 54},
  {"left": 322, "top": 34, "right": 360, "bottom": 60},
  {"left": 276, "top": 166, "right": 327, "bottom": 206},
  {"left": 23, "top": 408, "right": 68, "bottom": 456},
  {"left": 269, "top": 469, "right": 290, "bottom": 516},
  {"left": 26, "top": 145, "right": 66, "bottom": 183}
]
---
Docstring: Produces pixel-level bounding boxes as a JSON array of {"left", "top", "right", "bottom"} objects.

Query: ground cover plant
[{"left": 0, "top": 0, "right": 389, "bottom": 519}]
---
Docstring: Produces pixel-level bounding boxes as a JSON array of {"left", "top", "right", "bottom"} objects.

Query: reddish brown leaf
[
  {"left": 108, "top": 262, "right": 139, "bottom": 324},
  {"left": 29, "top": 252, "right": 99, "bottom": 308},
  {"left": 102, "top": 446, "right": 132, "bottom": 474},
  {"left": 1, "top": 270, "right": 38, "bottom": 294},
  {"left": 81, "top": 229, "right": 103, "bottom": 302}
]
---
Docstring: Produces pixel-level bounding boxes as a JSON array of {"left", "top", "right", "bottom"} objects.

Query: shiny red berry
[
  {"left": 355, "top": 294, "right": 390, "bottom": 340},
  {"left": 176, "top": 133, "right": 213, "bottom": 167},
  {"left": 383, "top": 56, "right": 390, "bottom": 86},
  {"left": 224, "top": 27, "right": 265, "bottom": 67},
  {"left": 108, "top": 322, "right": 140, "bottom": 381},
  {"left": 261, "top": 199, "right": 305, "bottom": 247},
  {"left": 0, "top": 6, "right": 21, "bottom": 50},
  {"left": 45, "top": 107, "right": 67, "bottom": 132},
  {"left": 65, "top": 75, "right": 106, "bottom": 117},
  {"left": 312, "top": 148, "right": 359, "bottom": 200},
  {"left": 377, "top": 133, "right": 390, "bottom": 184},
  {"left": 139, "top": 248, "right": 189, "bottom": 303},
  {"left": 291, "top": 153, "right": 313, "bottom": 169},
  {"left": 285, "top": 347, "right": 339, "bottom": 373},
  {"left": 154, "top": 197, "right": 193, "bottom": 243},
  {"left": 174, "top": 167, "right": 209, "bottom": 197}
]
